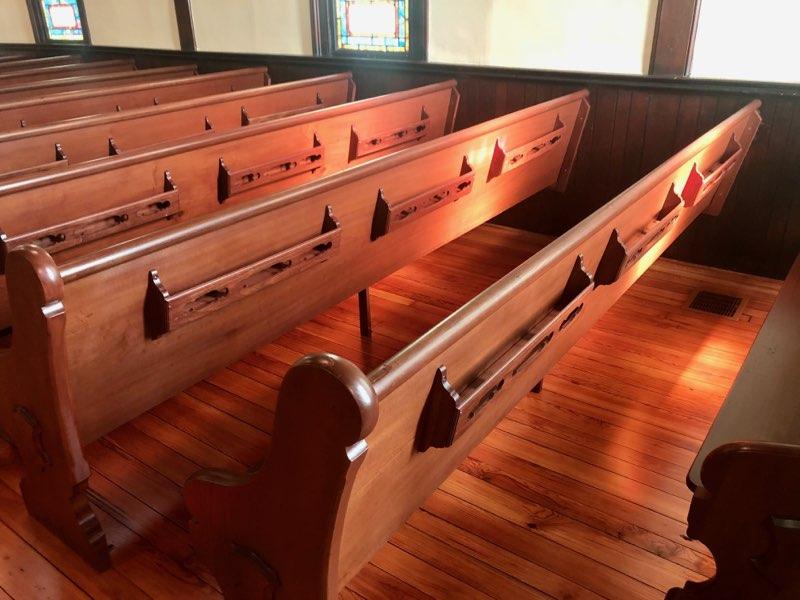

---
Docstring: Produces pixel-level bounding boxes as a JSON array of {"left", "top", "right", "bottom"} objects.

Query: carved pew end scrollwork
[
  {"left": 488, "top": 115, "right": 566, "bottom": 181},
  {"left": 185, "top": 353, "right": 379, "bottom": 600},
  {"left": 594, "top": 183, "right": 684, "bottom": 287},
  {"left": 218, "top": 134, "right": 325, "bottom": 203},
  {"left": 371, "top": 155, "right": 475, "bottom": 240},
  {"left": 349, "top": 106, "right": 430, "bottom": 162},
  {"left": 0, "top": 171, "right": 181, "bottom": 274},
  {"left": 416, "top": 255, "right": 593, "bottom": 452},
  {"left": 145, "top": 205, "right": 342, "bottom": 339}
]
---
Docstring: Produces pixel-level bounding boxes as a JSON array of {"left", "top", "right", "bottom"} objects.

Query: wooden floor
[{"left": 0, "top": 224, "right": 782, "bottom": 599}]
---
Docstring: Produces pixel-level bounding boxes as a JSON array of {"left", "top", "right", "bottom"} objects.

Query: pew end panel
[
  {"left": 668, "top": 442, "right": 800, "bottom": 600},
  {"left": 185, "top": 353, "right": 378, "bottom": 599},
  {"left": 669, "top": 252, "right": 800, "bottom": 599},
  {"left": 0, "top": 245, "right": 109, "bottom": 570}
]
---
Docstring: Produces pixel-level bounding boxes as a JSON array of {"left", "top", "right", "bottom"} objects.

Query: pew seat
[
  {"left": 0, "top": 67, "right": 269, "bottom": 130},
  {"left": 668, "top": 253, "right": 800, "bottom": 600}
]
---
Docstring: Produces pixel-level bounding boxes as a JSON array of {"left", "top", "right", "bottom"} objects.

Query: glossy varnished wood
[
  {"left": 0, "top": 65, "right": 197, "bottom": 103},
  {"left": 0, "top": 58, "right": 134, "bottom": 87},
  {"left": 0, "top": 67, "right": 269, "bottom": 131},
  {"left": 0, "top": 72, "right": 355, "bottom": 176},
  {"left": 0, "top": 224, "right": 780, "bottom": 598}
]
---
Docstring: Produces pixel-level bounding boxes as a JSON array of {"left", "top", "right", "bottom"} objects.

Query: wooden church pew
[
  {"left": 0, "top": 72, "right": 355, "bottom": 179},
  {"left": 0, "top": 89, "right": 589, "bottom": 570},
  {"left": 0, "top": 66, "right": 269, "bottom": 130},
  {"left": 0, "top": 54, "right": 35, "bottom": 65},
  {"left": 0, "top": 58, "right": 134, "bottom": 86},
  {"left": 0, "top": 78, "right": 460, "bottom": 328},
  {"left": 181, "top": 99, "right": 761, "bottom": 599},
  {"left": 0, "top": 64, "right": 197, "bottom": 103},
  {"left": 668, "top": 252, "right": 800, "bottom": 600},
  {"left": 0, "top": 55, "right": 79, "bottom": 72}
]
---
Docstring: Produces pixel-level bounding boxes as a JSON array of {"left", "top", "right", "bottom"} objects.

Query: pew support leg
[
  {"left": 358, "top": 288, "right": 372, "bottom": 338},
  {"left": 2, "top": 245, "right": 110, "bottom": 570},
  {"left": 185, "top": 354, "right": 378, "bottom": 599}
]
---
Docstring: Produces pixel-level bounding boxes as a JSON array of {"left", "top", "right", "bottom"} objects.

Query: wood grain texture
[
  {"left": 0, "top": 72, "right": 354, "bottom": 176},
  {"left": 0, "top": 67, "right": 268, "bottom": 131},
  {"left": 0, "top": 224, "right": 780, "bottom": 598},
  {"left": 0, "top": 65, "right": 197, "bottom": 103}
]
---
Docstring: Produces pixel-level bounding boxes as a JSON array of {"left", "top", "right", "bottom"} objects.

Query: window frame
[
  {"left": 27, "top": 0, "right": 91, "bottom": 45},
  {"left": 311, "top": 0, "right": 427, "bottom": 61}
]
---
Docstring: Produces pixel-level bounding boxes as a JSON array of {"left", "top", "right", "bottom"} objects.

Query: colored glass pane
[
  {"left": 40, "top": 0, "right": 84, "bottom": 42},
  {"left": 335, "top": 0, "right": 409, "bottom": 54}
]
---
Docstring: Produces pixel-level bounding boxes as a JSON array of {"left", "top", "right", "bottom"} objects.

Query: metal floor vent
[{"left": 687, "top": 290, "right": 744, "bottom": 318}]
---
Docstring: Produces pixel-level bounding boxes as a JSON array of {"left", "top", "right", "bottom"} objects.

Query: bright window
[
  {"left": 40, "top": 0, "right": 85, "bottom": 42},
  {"left": 691, "top": 0, "right": 800, "bottom": 83},
  {"left": 335, "top": 0, "right": 410, "bottom": 54}
]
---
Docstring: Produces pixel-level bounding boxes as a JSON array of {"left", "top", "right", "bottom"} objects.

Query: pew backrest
[
  {"left": 0, "top": 58, "right": 135, "bottom": 86},
  {"left": 0, "top": 55, "right": 78, "bottom": 72},
  {"left": 0, "top": 79, "right": 456, "bottom": 276},
  {"left": 4, "top": 89, "right": 588, "bottom": 448},
  {"left": 330, "top": 99, "right": 763, "bottom": 585},
  {"left": 0, "top": 64, "right": 197, "bottom": 103},
  {"left": 0, "top": 67, "right": 268, "bottom": 130},
  {"left": 0, "top": 72, "right": 355, "bottom": 178}
]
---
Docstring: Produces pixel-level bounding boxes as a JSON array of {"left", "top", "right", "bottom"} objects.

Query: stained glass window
[
  {"left": 335, "top": 0, "right": 409, "bottom": 54},
  {"left": 40, "top": 0, "right": 85, "bottom": 42}
]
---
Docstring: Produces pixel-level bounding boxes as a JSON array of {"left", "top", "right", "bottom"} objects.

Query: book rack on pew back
[
  {"left": 182, "top": 99, "right": 760, "bottom": 598},
  {"left": 0, "top": 67, "right": 270, "bottom": 130},
  {"left": 668, "top": 252, "right": 800, "bottom": 600},
  {"left": 0, "top": 89, "right": 589, "bottom": 571},
  {"left": 0, "top": 79, "right": 460, "bottom": 327},
  {"left": 0, "top": 72, "right": 355, "bottom": 180}
]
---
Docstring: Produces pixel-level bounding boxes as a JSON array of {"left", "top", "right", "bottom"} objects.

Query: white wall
[
  {"left": 84, "top": 0, "right": 181, "bottom": 49},
  {"left": 0, "top": 0, "right": 35, "bottom": 43},
  {"left": 430, "top": 0, "right": 659, "bottom": 75},
  {"left": 691, "top": 0, "right": 800, "bottom": 83},
  {"left": 191, "top": 0, "right": 313, "bottom": 55}
]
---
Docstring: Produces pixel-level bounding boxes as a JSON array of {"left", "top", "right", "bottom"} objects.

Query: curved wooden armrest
[
  {"left": 144, "top": 205, "right": 342, "bottom": 339},
  {"left": 416, "top": 255, "right": 594, "bottom": 451},
  {"left": 371, "top": 156, "right": 475, "bottom": 240}
]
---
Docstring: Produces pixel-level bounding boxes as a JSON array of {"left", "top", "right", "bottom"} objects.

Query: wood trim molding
[
  {"left": 173, "top": 0, "right": 196, "bottom": 52},
  {"left": 649, "top": 0, "right": 702, "bottom": 77}
]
